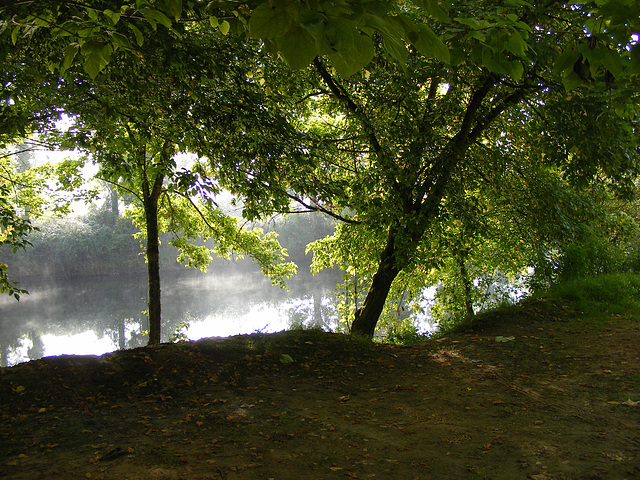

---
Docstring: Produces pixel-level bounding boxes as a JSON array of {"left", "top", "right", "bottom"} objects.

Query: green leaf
[
  {"left": 495, "top": 336, "right": 515, "bottom": 342},
  {"left": 455, "top": 17, "right": 491, "bottom": 30},
  {"left": 510, "top": 60, "right": 524, "bottom": 81},
  {"left": 278, "top": 27, "right": 317, "bottom": 70},
  {"left": 602, "top": 48, "right": 623, "bottom": 79},
  {"left": 298, "top": 8, "right": 327, "bottom": 47},
  {"left": 552, "top": 49, "right": 580, "bottom": 76},
  {"left": 11, "top": 25, "right": 19, "bottom": 45},
  {"left": 219, "top": 20, "right": 230, "bottom": 35},
  {"left": 324, "top": 18, "right": 357, "bottom": 53},
  {"left": 424, "top": 0, "right": 451, "bottom": 22},
  {"left": 412, "top": 24, "right": 450, "bottom": 64},
  {"left": 129, "top": 24, "right": 144, "bottom": 46},
  {"left": 561, "top": 71, "right": 585, "bottom": 91},
  {"left": 103, "top": 9, "right": 121, "bottom": 26},
  {"left": 328, "top": 33, "right": 375, "bottom": 77},
  {"left": 300, "top": 9, "right": 332, "bottom": 55},
  {"left": 382, "top": 33, "right": 407, "bottom": 64},
  {"left": 141, "top": 7, "right": 173, "bottom": 30},
  {"left": 481, "top": 46, "right": 511, "bottom": 75},
  {"left": 81, "top": 42, "right": 113, "bottom": 78},
  {"left": 87, "top": 9, "right": 99, "bottom": 22},
  {"left": 62, "top": 43, "right": 79, "bottom": 72},
  {"left": 505, "top": 30, "right": 526, "bottom": 57},
  {"left": 110, "top": 32, "right": 133, "bottom": 51},
  {"left": 279, "top": 353, "right": 294, "bottom": 364},
  {"left": 162, "top": 0, "right": 183, "bottom": 21},
  {"left": 249, "top": 2, "right": 292, "bottom": 39}
]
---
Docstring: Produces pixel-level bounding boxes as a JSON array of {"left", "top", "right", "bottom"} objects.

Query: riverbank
[{"left": 1, "top": 295, "right": 639, "bottom": 479}]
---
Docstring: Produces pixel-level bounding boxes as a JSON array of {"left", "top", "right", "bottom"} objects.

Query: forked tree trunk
[{"left": 350, "top": 227, "right": 401, "bottom": 337}]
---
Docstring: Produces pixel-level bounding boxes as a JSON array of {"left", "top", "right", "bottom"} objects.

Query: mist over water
[{"left": 0, "top": 264, "right": 342, "bottom": 367}]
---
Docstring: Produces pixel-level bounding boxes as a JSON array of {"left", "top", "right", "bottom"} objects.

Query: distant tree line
[{"left": 1, "top": 203, "right": 336, "bottom": 281}]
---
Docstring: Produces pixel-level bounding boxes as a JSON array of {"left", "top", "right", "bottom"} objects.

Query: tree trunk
[
  {"left": 350, "top": 227, "right": 401, "bottom": 337},
  {"left": 110, "top": 186, "right": 119, "bottom": 217},
  {"left": 458, "top": 256, "right": 475, "bottom": 320},
  {"left": 145, "top": 174, "right": 164, "bottom": 346}
]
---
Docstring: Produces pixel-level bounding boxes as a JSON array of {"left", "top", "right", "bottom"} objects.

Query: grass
[
  {"left": 432, "top": 273, "right": 640, "bottom": 338},
  {"left": 542, "top": 273, "right": 640, "bottom": 318}
]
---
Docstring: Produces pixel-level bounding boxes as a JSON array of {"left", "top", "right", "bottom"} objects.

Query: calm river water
[{"left": 0, "top": 265, "right": 342, "bottom": 367}]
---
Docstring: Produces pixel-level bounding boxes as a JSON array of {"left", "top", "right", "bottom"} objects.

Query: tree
[
  {"left": 0, "top": 0, "right": 446, "bottom": 79},
  {"left": 2, "top": 7, "right": 298, "bottom": 344},
  {"left": 242, "top": 1, "right": 640, "bottom": 336},
  {"left": 3, "top": 0, "right": 638, "bottom": 338},
  {"left": 65, "top": 32, "right": 299, "bottom": 344}
]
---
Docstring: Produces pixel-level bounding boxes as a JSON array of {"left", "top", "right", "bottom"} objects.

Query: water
[{"left": 0, "top": 265, "right": 342, "bottom": 367}]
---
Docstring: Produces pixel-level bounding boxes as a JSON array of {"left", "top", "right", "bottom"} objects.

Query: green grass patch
[{"left": 542, "top": 273, "right": 640, "bottom": 319}]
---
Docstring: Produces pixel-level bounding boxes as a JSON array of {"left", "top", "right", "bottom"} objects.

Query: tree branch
[
  {"left": 285, "top": 192, "right": 360, "bottom": 225},
  {"left": 312, "top": 57, "right": 383, "bottom": 156}
]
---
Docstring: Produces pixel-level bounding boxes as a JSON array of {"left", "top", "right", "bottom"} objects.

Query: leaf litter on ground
[{"left": 0, "top": 297, "right": 639, "bottom": 479}]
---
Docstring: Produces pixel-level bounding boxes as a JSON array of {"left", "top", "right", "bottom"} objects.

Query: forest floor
[{"left": 1, "top": 296, "right": 639, "bottom": 480}]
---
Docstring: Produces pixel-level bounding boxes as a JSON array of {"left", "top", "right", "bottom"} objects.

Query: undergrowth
[{"left": 541, "top": 273, "right": 640, "bottom": 319}]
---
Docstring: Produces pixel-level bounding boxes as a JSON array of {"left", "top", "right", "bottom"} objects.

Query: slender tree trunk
[
  {"left": 110, "top": 186, "right": 119, "bottom": 217},
  {"left": 351, "top": 227, "right": 401, "bottom": 337},
  {"left": 458, "top": 256, "right": 475, "bottom": 320},
  {"left": 145, "top": 174, "right": 164, "bottom": 346},
  {"left": 118, "top": 318, "right": 126, "bottom": 350},
  {"left": 313, "top": 294, "right": 322, "bottom": 327}
]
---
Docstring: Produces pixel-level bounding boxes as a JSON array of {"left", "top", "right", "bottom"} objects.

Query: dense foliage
[{"left": 1, "top": 0, "right": 639, "bottom": 341}]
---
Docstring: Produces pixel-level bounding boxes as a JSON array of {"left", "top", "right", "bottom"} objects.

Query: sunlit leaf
[{"left": 62, "top": 43, "right": 79, "bottom": 72}]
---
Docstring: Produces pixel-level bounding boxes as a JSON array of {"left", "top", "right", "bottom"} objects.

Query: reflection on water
[{"left": 0, "top": 265, "right": 342, "bottom": 367}]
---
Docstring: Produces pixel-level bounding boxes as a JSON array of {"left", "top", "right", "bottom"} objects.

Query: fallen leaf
[
  {"left": 279, "top": 354, "right": 294, "bottom": 364},
  {"left": 622, "top": 399, "right": 640, "bottom": 407},
  {"left": 495, "top": 336, "right": 515, "bottom": 342}
]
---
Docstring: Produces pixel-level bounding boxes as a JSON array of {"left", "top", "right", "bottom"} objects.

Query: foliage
[
  {"left": 0, "top": 0, "right": 451, "bottom": 78},
  {"left": 541, "top": 273, "right": 640, "bottom": 319},
  {"left": 2, "top": 0, "right": 639, "bottom": 337},
  {"left": 15, "top": 24, "right": 298, "bottom": 344},
  {"left": 0, "top": 143, "right": 98, "bottom": 298},
  {"left": 170, "top": 320, "right": 190, "bottom": 343},
  {"left": 265, "top": 1, "right": 640, "bottom": 336},
  {"left": 1, "top": 208, "right": 143, "bottom": 279}
]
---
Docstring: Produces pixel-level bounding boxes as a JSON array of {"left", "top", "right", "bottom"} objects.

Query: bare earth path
[{"left": 1, "top": 298, "right": 639, "bottom": 479}]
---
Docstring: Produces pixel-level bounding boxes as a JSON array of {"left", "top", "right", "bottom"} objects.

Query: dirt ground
[{"left": 1, "top": 297, "right": 639, "bottom": 479}]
